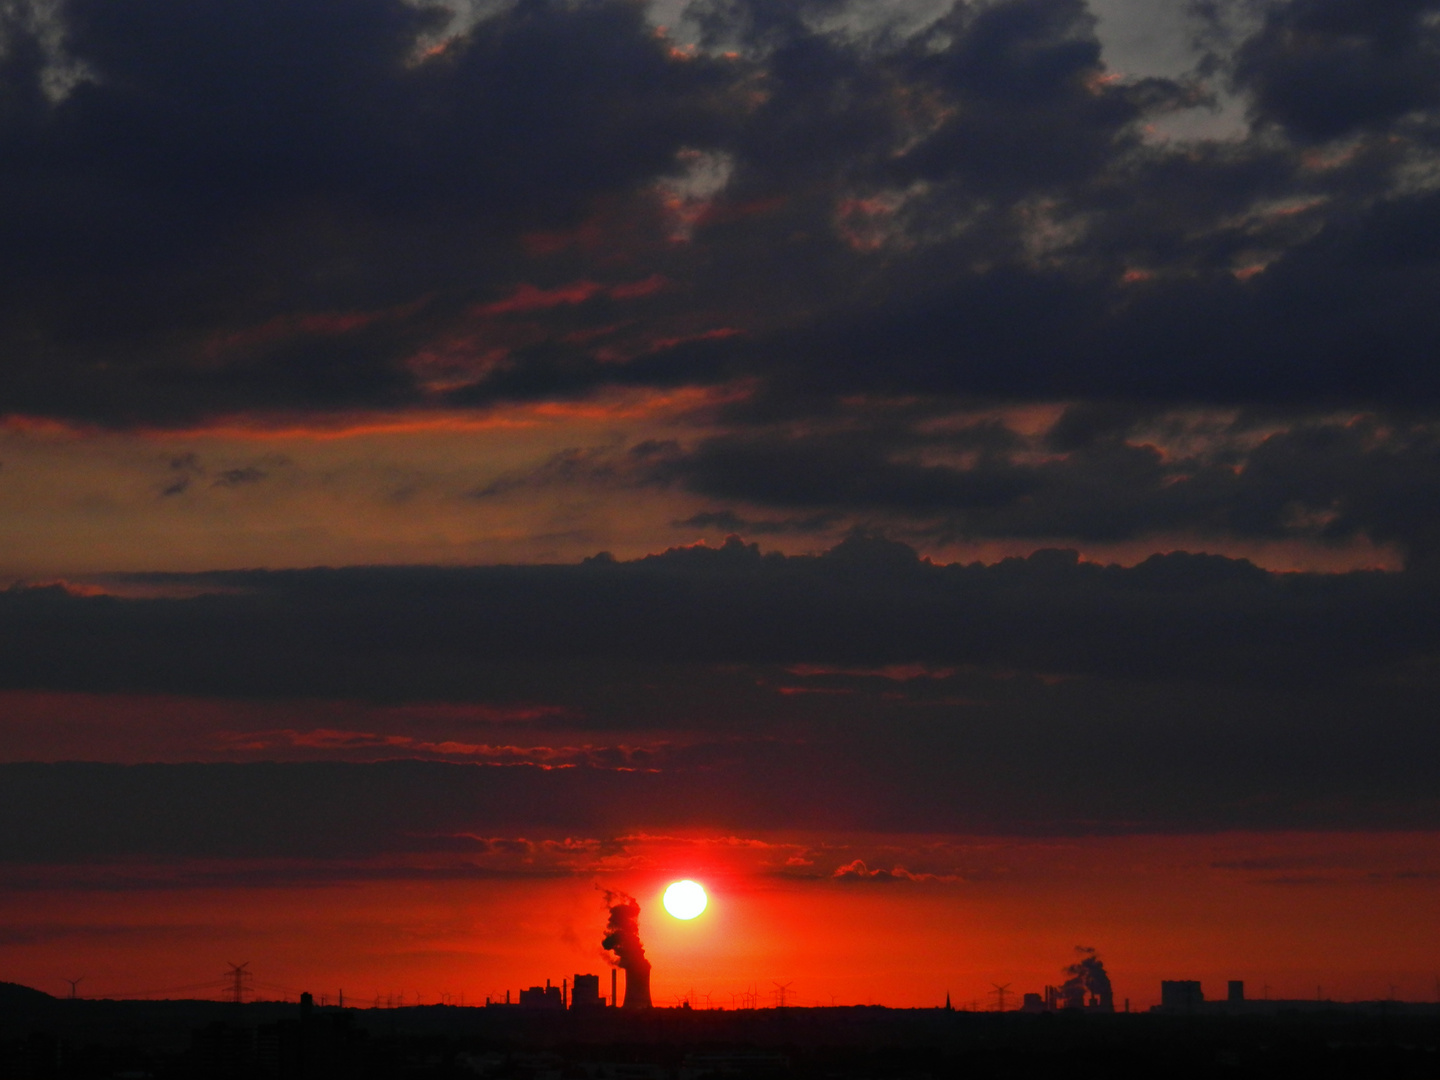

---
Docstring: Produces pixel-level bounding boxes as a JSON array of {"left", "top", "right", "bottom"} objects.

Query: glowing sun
[{"left": 662, "top": 879, "right": 708, "bottom": 920}]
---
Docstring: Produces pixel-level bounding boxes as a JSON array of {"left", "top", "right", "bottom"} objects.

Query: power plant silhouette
[
  {"left": 1019, "top": 947, "right": 1115, "bottom": 1013},
  {"left": 8, "top": 932, "right": 1440, "bottom": 1080},
  {"left": 499, "top": 892, "right": 653, "bottom": 1011},
  {"left": 601, "top": 891, "right": 652, "bottom": 1009}
]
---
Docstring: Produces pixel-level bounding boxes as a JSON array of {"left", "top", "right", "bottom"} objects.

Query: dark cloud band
[
  {"left": 2, "top": 537, "right": 1434, "bottom": 699},
  {"left": 1, "top": 0, "right": 1439, "bottom": 422}
]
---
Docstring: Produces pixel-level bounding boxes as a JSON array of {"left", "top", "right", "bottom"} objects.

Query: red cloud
[
  {"left": 647, "top": 326, "right": 741, "bottom": 352},
  {"left": 473, "top": 281, "right": 606, "bottom": 317},
  {"left": 473, "top": 276, "right": 673, "bottom": 318},
  {"left": 832, "top": 859, "right": 958, "bottom": 883},
  {"left": 609, "top": 274, "right": 670, "bottom": 299},
  {"left": 203, "top": 299, "right": 427, "bottom": 357}
]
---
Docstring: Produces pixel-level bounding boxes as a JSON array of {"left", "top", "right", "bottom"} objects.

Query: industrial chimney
[{"left": 602, "top": 892, "right": 652, "bottom": 1008}]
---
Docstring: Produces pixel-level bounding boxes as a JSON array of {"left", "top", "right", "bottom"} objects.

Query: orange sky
[
  {"left": 0, "top": 400, "right": 1406, "bottom": 582},
  {"left": 3, "top": 831, "right": 1437, "bottom": 1009}
]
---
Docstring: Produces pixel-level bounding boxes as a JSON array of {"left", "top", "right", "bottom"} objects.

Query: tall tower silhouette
[{"left": 225, "top": 963, "right": 251, "bottom": 1004}]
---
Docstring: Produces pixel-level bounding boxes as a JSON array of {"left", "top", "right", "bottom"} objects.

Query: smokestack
[
  {"left": 1060, "top": 947, "right": 1114, "bottom": 1013},
  {"left": 602, "top": 891, "right": 653, "bottom": 1009}
]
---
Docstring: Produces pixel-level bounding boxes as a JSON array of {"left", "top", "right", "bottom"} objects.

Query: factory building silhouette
[
  {"left": 1150, "top": 978, "right": 1390, "bottom": 1014},
  {"left": 571, "top": 973, "right": 606, "bottom": 1009},
  {"left": 509, "top": 974, "right": 614, "bottom": 1011},
  {"left": 516, "top": 981, "right": 563, "bottom": 1010},
  {"left": 493, "top": 893, "right": 653, "bottom": 1012},
  {"left": 1020, "top": 948, "right": 1116, "bottom": 1013},
  {"left": 1160, "top": 980, "right": 1205, "bottom": 1011}
]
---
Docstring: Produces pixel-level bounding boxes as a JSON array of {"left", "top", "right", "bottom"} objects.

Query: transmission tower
[
  {"left": 225, "top": 962, "right": 252, "bottom": 1004},
  {"left": 990, "top": 983, "right": 1012, "bottom": 1012},
  {"left": 772, "top": 981, "right": 793, "bottom": 1008}
]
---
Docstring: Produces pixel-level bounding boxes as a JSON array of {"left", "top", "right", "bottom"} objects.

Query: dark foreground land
[{"left": 3, "top": 982, "right": 1439, "bottom": 1080}]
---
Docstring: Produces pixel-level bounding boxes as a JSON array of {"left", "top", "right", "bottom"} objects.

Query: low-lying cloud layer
[
  {"left": 3, "top": 535, "right": 1435, "bottom": 693},
  {"left": 2, "top": 536, "right": 1437, "bottom": 838}
]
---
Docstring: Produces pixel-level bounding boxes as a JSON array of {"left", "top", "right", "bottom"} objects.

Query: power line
[
  {"left": 226, "top": 962, "right": 252, "bottom": 1005},
  {"left": 79, "top": 978, "right": 231, "bottom": 1000},
  {"left": 990, "top": 983, "right": 1012, "bottom": 1013}
]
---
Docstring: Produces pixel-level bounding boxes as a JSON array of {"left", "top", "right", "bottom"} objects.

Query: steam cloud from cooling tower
[
  {"left": 602, "top": 891, "right": 652, "bottom": 1008},
  {"left": 1061, "top": 947, "right": 1114, "bottom": 1011}
]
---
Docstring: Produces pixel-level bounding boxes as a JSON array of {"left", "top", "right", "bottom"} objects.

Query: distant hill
[{"left": 0, "top": 981, "right": 55, "bottom": 1006}]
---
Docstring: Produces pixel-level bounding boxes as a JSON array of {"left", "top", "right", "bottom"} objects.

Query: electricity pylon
[{"left": 225, "top": 962, "right": 251, "bottom": 1004}]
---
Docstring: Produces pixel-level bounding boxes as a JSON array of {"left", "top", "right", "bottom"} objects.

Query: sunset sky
[{"left": 2, "top": 0, "right": 1440, "bottom": 1010}]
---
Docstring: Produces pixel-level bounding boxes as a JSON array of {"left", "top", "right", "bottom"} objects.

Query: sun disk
[{"left": 662, "top": 879, "right": 707, "bottom": 920}]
